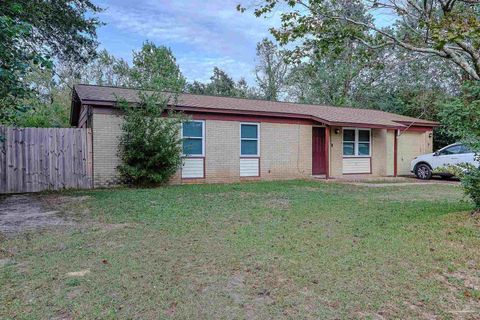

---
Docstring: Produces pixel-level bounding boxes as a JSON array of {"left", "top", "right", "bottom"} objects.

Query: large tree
[
  {"left": 130, "top": 41, "right": 186, "bottom": 92},
  {"left": 255, "top": 39, "right": 289, "bottom": 100},
  {"left": 286, "top": 40, "right": 378, "bottom": 106},
  {"left": 0, "top": 0, "right": 102, "bottom": 123},
  {"left": 240, "top": 0, "right": 480, "bottom": 80},
  {"left": 186, "top": 67, "right": 258, "bottom": 98}
]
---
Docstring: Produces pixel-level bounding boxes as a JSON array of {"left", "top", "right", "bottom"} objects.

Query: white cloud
[{"left": 97, "top": 0, "right": 281, "bottom": 84}]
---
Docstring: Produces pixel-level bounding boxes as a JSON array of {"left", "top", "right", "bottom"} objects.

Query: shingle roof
[{"left": 72, "top": 84, "right": 438, "bottom": 128}]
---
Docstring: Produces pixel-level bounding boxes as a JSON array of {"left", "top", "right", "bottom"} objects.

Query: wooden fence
[{"left": 0, "top": 127, "right": 93, "bottom": 193}]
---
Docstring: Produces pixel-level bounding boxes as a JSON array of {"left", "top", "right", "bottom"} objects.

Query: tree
[
  {"left": 286, "top": 40, "right": 378, "bottom": 106},
  {"left": 206, "top": 67, "right": 238, "bottom": 96},
  {"left": 130, "top": 41, "right": 186, "bottom": 92},
  {"left": 186, "top": 81, "right": 209, "bottom": 95},
  {"left": 83, "top": 50, "right": 131, "bottom": 87},
  {"left": 118, "top": 92, "right": 185, "bottom": 186},
  {"left": 240, "top": 0, "right": 480, "bottom": 80},
  {"left": 439, "top": 81, "right": 480, "bottom": 212},
  {"left": 0, "top": 0, "right": 102, "bottom": 124},
  {"left": 286, "top": 44, "right": 461, "bottom": 148},
  {"left": 14, "top": 66, "right": 70, "bottom": 128},
  {"left": 255, "top": 39, "right": 289, "bottom": 100},
  {"left": 186, "top": 67, "right": 258, "bottom": 98}
]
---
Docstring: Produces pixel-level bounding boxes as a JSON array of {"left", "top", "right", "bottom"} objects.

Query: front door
[{"left": 312, "top": 127, "right": 326, "bottom": 175}]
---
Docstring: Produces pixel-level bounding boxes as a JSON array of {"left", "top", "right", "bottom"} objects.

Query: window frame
[
  {"left": 240, "top": 122, "right": 260, "bottom": 157},
  {"left": 342, "top": 128, "right": 371, "bottom": 158},
  {"left": 181, "top": 120, "right": 205, "bottom": 157}
]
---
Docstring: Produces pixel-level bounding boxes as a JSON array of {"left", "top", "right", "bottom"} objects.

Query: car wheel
[{"left": 415, "top": 163, "right": 432, "bottom": 180}]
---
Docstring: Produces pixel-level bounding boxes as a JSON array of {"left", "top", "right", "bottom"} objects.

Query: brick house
[{"left": 70, "top": 84, "right": 437, "bottom": 187}]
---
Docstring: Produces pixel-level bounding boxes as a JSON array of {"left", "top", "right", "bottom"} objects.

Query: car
[{"left": 410, "top": 143, "right": 479, "bottom": 180}]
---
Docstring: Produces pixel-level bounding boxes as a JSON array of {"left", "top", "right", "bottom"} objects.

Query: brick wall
[
  {"left": 260, "top": 122, "right": 312, "bottom": 180},
  {"left": 92, "top": 113, "right": 123, "bottom": 187},
  {"left": 91, "top": 111, "right": 424, "bottom": 185},
  {"left": 91, "top": 112, "right": 313, "bottom": 186},
  {"left": 175, "top": 121, "right": 313, "bottom": 184},
  {"left": 329, "top": 127, "right": 392, "bottom": 178}
]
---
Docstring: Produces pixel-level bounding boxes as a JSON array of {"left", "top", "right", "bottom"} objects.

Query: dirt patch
[
  {"left": 0, "top": 195, "right": 76, "bottom": 236},
  {"left": 41, "top": 195, "right": 91, "bottom": 206},
  {"left": 264, "top": 197, "right": 291, "bottom": 210}
]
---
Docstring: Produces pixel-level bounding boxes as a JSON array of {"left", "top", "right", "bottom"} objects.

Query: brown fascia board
[
  {"left": 393, "top": 120, "right": 439, "bottom": 127},
  {"left": 82, "top": 99, "right": 404, "bottom": 130}
]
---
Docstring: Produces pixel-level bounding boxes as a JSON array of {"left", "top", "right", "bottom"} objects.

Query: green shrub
[
  {"left": 440, "top": 81, "right": 480, "bottom": 214},
  {"left": 118, "top": 92, "right": 186, "bottom": 186},
  {"left": 436, "top": 163, "right": 480, "bottom": 213},
  {"left": 459, "top": 165, "right": 480, "bottom": 213}
]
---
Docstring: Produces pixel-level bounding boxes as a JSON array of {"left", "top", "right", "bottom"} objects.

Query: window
[
  {"left": 182, "top": 121, "right": 204, "bottom": 156},
  {"left": 343, "top": 129, "right": 371, "bottom": 157},
  {"left": 240, "top": 123, "right": 259, "bottom": 156},
  {"left": 439, "top": 144, "right": 462, "bottom": 156},
  {"left": 460, "top": 144, "right": 473, "bottom": 154}
]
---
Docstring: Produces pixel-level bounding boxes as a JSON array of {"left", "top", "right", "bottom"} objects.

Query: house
[{"left": 70, "top": 84, "right": 437, "bottom": 187}]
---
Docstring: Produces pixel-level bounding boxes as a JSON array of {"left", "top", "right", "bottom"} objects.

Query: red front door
[{"left": 312, "top": 127, "right": 326, "bottom": 175}]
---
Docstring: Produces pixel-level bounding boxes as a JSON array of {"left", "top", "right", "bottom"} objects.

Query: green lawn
[{"left": 1, "top": 180, "right": 480, "bottom": 319}]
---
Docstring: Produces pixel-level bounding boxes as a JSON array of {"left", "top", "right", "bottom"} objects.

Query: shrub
[
  {"left": 436, "top": 163, "right": 480, "bottom": 213},
  {"left": 118, "top": 92, "right": 186, "bottom": 186}
]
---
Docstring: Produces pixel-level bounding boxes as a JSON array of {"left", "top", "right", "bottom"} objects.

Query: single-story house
[{"left": 70, "top": 84, "right": 437, "bottom": 187}]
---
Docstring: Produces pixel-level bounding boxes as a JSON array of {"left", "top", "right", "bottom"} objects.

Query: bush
[
  {"left": 436, "top": 163, "right": 480, "bottom": 213},
  {"left": 118, "top": 92, "right": 186, "bottom": 186},
  {"left": 461, "top": 167, "right": 480, "bottom": 213}
]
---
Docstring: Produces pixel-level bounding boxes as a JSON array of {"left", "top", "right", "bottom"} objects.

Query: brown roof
[{"left": 71, "top": 84, "right": 438, "bottom": 128}]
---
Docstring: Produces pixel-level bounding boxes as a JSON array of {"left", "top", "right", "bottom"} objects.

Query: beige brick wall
[
  {"left": 329, "top": 127, "right": 343, "bottom": 177},
  {"left": 91, "top": 112, "right": 427, "bottom": 185},
  {"left": 204, "top": 120, "right": 240, "bottom": 183},
  {"left": 260, "top": 123, "right": 312, "bottom": 180},
  {"left": 371, "top": 129, "right": 388, "bottom": 176},
  {"left": 91, "top": 113, "right": 313, "bottom": 186},
  {"left": 329, "top": 127, "right": 393, "bottom": 178},
  {"left": 92, "top": 113, "right": 123, "bottom": 187},
  {"left": 386, "top": 130, "right": 395, "bottom": 176}
]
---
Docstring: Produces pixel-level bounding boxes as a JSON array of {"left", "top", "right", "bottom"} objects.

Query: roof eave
[
  {"left": 73, "top": 98, "right": 411, "bottom": 130},
  {"left": 393, "top": 120, "right": 439, "bottom": 127}
]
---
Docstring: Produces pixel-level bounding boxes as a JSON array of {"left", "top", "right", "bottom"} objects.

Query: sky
[
  {"left": 94, "top": 0, "right": 396, "bottom": 86},
  {"left": 95, "top": 0, "right": 283, "bottom": 85}
]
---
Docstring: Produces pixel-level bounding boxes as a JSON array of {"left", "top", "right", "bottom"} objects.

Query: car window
[
  {"left": 439, "top": 145, "right": 463, "bottom": 155},
  {"left": 460, "top": 144, "right": 473, "bottom": 154}
]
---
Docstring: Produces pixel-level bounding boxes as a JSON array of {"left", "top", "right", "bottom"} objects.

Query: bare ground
[{"left": 0, "top": 194, "right": 76, "bottom": 236}]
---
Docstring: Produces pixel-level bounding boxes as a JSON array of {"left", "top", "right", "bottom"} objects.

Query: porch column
[{"left": 325, "top": 127, "right": 330, "bottom": 179}]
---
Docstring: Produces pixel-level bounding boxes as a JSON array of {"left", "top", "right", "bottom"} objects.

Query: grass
[{"left": 1, "top": 180, "right": 480, "bottom": 319}]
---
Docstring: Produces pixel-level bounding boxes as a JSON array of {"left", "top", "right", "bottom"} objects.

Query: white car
[{"left": 410, "top": 143, "right": 479, "bottom": 180}]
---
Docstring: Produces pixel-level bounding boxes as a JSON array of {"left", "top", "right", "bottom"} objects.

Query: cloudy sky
[
  {"left": 95, "top": 1, "right": 396, "bottom": 85},
  {"left": 95, "top": 0, "right": 284, "bottom": 85}
]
